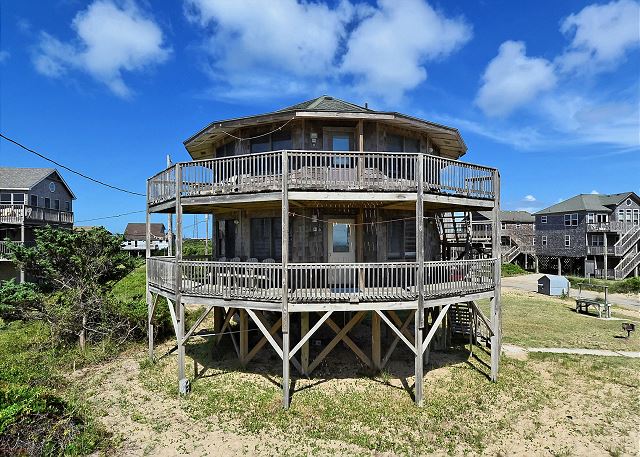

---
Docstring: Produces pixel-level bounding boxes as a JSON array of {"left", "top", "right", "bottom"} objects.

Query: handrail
[
  {"left": 147, "top": 150, "right": 498, "bottom": 206},
  {"left": 0, "top": 204, "right": 73, "bottom": 224},
  {"left": 147, "top": 257, "right": 497, "bottom": 303}
]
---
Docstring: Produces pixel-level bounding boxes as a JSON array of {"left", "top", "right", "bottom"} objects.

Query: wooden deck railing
[
  {"left": 147, "top": 150, "right": 497, "bottom": 206},
  {"left": 147, "top": 257, "right": 497, "bottom": 303},
  {"left": 0, "top": 204, "right": 73, "bottom": 224},
  {"left": 0, "top": 241, "right": 21, "bottom": 259}
]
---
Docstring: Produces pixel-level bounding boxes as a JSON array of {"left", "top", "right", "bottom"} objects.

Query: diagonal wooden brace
[
  {"left": 323, "top": 314, "right": 373, "bottom": 368},
  {"left": 214, "top": 307, "right": 236, "bottom": 345},
  {"left": 381, "top": 311, "right": 414, "bottom": 368},
  {"left": 376, "top": 310, "right": 417, "bottom": 355},
  {"left": 468, "top": 301, "right": 494, "bottom": 336},
  {"left": 246, "top": 309, "right": 283, "bottom": 359},
  {"left": 245, "top": 317, "right": 282, "bottom": 364},
  {"left": 250, "top": 310, "right": 304, "bottom": 374},
  {"left": 166, "top": 297, "right": 179, "bottom": 337},
  {"left": 422, "top": 304, "right": 451, "bottom": 355},
  {"left": 289, "top": 311, "right": 333, "bottom": 359},
  {"left": 181, "top": 306, "right": 214, "bottom": 345}
]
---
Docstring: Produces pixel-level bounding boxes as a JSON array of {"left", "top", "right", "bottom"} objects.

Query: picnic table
[{"left": 575, "top": 283, "right": 611, "bottom": 318}]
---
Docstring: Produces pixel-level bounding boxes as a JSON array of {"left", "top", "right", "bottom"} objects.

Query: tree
[{"left": 9, "top": 226, "right": 134, "bottom": 349}]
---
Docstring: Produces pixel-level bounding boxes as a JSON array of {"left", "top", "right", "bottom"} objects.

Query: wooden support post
[
  {"left": 167, "top": 155, "right": 173, "bottom": 257},
  {"left": 301, "top": 312, "right": 310, "bottom": 375},
  {"left": 371, "top": 311, "right": 381, "bottom": 372},
  {"left": 281, "top": 150, "right": 290, "bottom": 409},
  {"left": 175, "top": 164, "right": 187, "bottom": 392},
  {"left": 146, "top": 179, "right": 153, "bottom": 361},
  {"left": 214, "top": 307, "right": 224, "bottom": 333},
  {"left": 239, "top": 309, "right": 248, "bottom": 366},
  {"left": 19, "top": 222, "right": 25, "bottom": 283},
  {"left": 557, "top": 256, "right": 562, "bottom": 276},
  {"left": 415, "top": 153, "right": 425, "bottom": 406},
  {"left": 490, "top": 171, "right": 502, "bottom": 382},
  {"left": 603, "top": 235, "right": 608, "bottom": 280}
]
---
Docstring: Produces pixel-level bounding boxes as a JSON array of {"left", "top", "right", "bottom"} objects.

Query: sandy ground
[
  {"left": 74, "top": 338, "right": 639, "bottom": 457},
  {"left": 502, "top": 274, "right": 640, "bottom": 309}
]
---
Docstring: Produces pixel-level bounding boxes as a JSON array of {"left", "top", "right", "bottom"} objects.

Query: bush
[
  {"left": 501, "top": 263, "right": 527, "bottom": 277},
  {"left": 0, "top": 280, "right": 42, "bottom": 321},
  {"left": 568, "top": 276, "right": 640, "bottom": 294}
]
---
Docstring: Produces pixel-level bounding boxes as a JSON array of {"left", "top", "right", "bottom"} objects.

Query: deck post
[
  {"left": 371, "top": 311, "right": 381, "bottom": 372},
  {"left": 301, "top": 312, "right": 310, "bottom": 375},
  {"left": 415, "top": 153, "right": 425, "bottom": 406},
  {"left": 240, "top": 309, "right": 248, "bottom": 366},
  {"left": 166, "top": 155, "right": 173, "bottom": 257},
  {"left": 146, "top": 179, "right": 153, "bottom": 361},
  {"left": 603, "top": 235, "right": 608, "bottom": 280},
  {"left": 281, "top": 150, "right": 290, "bottom": 409},
  {"left": 19, "top": 221, "right": 25, "bottom": 283},
  {"left": 174, "top": 164, "right": 187, "bottom": 392},
  {"left": 490, "top": 171, "right": 502, "bottom": 382},
  {"left": 557, "top": 257, "right": 562, "bottom": 276}
]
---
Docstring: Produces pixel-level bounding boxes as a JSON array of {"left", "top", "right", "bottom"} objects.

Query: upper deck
[
  {"left": 148, "top": 150, "right": 497, "bottom": 212},
  {"left": 0, "top": 204, "right": 74, "bottom": 226}
]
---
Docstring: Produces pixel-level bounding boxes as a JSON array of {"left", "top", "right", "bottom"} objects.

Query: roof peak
[{"left": 278, "top": 95, "right": 372, "bottom": 113}]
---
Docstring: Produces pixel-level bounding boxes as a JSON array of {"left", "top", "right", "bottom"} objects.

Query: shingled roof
[
  {"left": 475, "top": 210, "right": 534, "bottom": 223},
  {"left": 536, "top": 192, "right": 637, "bottom": 215},
  {"left": 124, "top": 223, "right": 166, "bottom": 241},
  {"left": 277, "top": 96, "right": 373, "bottom": 113},
  {"left": 0, "top": 167, "right": 76, "bottom": 198}
]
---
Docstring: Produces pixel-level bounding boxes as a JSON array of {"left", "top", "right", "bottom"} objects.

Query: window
[
  {"left": 591, "top": 234, "right": 604, "bottom": 246},
  {"left": 587, "top": 213, "right": 594, "bottom": 224},
  {"left": 626, "top": 209, "right": 633, "bottom": 222},
  {"left": 516, "top": 223, "right": 521, "bottom": 228},
  {"left": 541, "top": 216, "right": 547, "bottom": 224},
  {"left": 565, "top": 235, "right": 571, "bottom": 247},
  {"left": 249, "top": 131, "right": 292, "bottom": 153},
  {"left": 216, "top": 142, "right": 235, "bottom": 157},
  {"left": 30, "top": 195, "right": 38, "bottom": 206},
  {"left": 54, "top": 199, "right": 60, "bottom": 210},
  {"left": 501, "top": 222, "right": 507, "bottom": 230},
  {"left": 387, "top": 134, "right": 419, "bottom": 153},
  {"left": 634, "top": 209, "right": 639, "bottom": 225},
  {"left": 0, "top": 193, "right": 10, "bottom": 203},
  {"left": 387, "top": 220, "right": 416, "bottom": 260},
  {"left": 65, "top": 201, "right": 70, "bottom": 212},
  {"left": 627, "top": 198, "right": 632, "bottom": 206},
  {"left": 250, "top": 136, "right": 270, "bottom": 154},
  {"left": 250, "top": 217, "right": 282, "bottom": 260},
  {"left": 332, "top": 224, "right": 350, "bottom": 253},
  {"left": 44, "top": 197, "right": 51, "bottom": 209},
  {"left": 596, "top": 213, "right": 608, "bottom": 223},
  {"left": 542, "top": 236, "right": 547, "bottom": 246},
  {"left": 12, "top": 193, "right": 25, "bottom": 204},
  {"left": 618, "top": 209, "right": 624, "bottom": 221},
  {"left": 564, "top": 213, "right": 578, "bottom": 226},
  {"left": 532, "top": 238, "right": 536, "bottom": 246},
  {"left": 49, "top": 182, "right": 56, "bottom": 192}
]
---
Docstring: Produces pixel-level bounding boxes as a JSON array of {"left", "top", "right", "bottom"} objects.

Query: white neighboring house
[{"left": 122, "top": 222, "right": 168, "bottom": 253}]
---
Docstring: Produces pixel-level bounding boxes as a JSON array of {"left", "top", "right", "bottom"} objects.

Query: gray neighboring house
[
  {"left": 534, "top": 192, "right": 640, "bottom": 279},
  {"left": 472, "top": 210, "right": 536, "bottom": 269},
  {"left": 0, "top": 167, "right": 76, "bottom": 282},
  {"left": 122, "top": 222, "right": 168, "bottom": 254}
]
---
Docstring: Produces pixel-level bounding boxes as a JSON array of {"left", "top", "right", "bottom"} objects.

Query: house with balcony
[
  {"left": 1, "top": 167, "right": 75, "bottom": 282},
  {"left": 534, "top": 192, "right": 640, "bottom": 279},
  {"left": 471, "top": 210, "right": 536, "bottom": 269},
  {"left": 122, "top": 222, "right": 168, "bottom": 255},
  {"left": 145, "top": 96, "right": 502, "bottom": 408}
]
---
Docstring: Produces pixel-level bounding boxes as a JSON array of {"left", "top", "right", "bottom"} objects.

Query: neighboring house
[
  {"left": 534, "top": 192, "right": 640, "bottom": 279},
  {"left": 122, "top": 222, "right": 168, "bottom": 254},
  {"left": 0, "top": 167, "right": 75, "bottom": 282},
  {"left": 145, "top": 95, "right": 502, "bottom": 407},
  {"left": 472, "top": 210, "right": 536, "bottom": 269}
]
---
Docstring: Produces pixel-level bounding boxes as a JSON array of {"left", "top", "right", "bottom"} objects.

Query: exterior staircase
[
  {"left": 503, "top": 244, "right": 520, "bottom": 263},
  {"left": 613, "top": 225, "right": 640, "bottom": 279}
]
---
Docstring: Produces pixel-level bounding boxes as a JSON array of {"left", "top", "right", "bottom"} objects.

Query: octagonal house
[{"left": 145, "top": 96, "right": 502, "bottom": 408}]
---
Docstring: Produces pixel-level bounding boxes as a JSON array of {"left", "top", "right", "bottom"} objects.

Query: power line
[
  {"left": 0, "top": 133, "right": 145, "bottom": 197},
  {"left": 75, "top": 209, "right": 145, "bottom": 223}
]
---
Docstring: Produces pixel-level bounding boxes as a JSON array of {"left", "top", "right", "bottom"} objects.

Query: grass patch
[
  {"left": 502, "top": 263, "right": 527, "bottom": 277},
  {"left": 0, "top": 320, "right": 108, "bottom": 455},
  {"left": 480, "top": 290, "right": 640, "bottom": 351},
  {"left": 568, "top": 276, "right": 640, "bottom": 294}
]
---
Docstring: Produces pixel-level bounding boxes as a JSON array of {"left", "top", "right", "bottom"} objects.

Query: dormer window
[{"left": 627, "top": 198, "right": 632, "bottom": 206}]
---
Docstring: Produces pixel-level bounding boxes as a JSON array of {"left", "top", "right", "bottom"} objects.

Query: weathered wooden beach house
[{"left": 145, "top": 96, "right": 502, "bottom": 407}]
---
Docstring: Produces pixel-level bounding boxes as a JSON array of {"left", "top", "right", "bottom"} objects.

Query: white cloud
[
  {"left": 0, "top": 51, "right": 9, "bottom": 64},
  {"left": 476, "top": 41, "right": 557, "bottom": 117},
  {"left": 591, "top": 189, "right": 600, "bottom": 194},
  {"left": 341, "top": 0, "right": 472, "bottom": 103},
  {"left": 184, "top": 0, "right": 471, "bottom": 103},
  {"left": 33, "top": 0, "right": 170, "bottom": 98},
  {"left": 557, "top": 0, "right": 640, "bottom": 74},
  {"left": 515, "top": 206, "right": 541, "bottom": 213},
  {"left": 523, "top": 195, "right": 537, "bottom": 202}
]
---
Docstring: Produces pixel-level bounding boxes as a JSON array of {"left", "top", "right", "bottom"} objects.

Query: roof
[
  {"left": 0, "top": 167, "right": 76, "bottom": 199},
  {"left": 535, "top": 192, "right": 637, "bottom": 215},
  {"left": 277, "top": 96, "right": 373, "bottom": 113},
  {"left": 124, "top": 223, "right": 166, "bottom": 240},
  {"left": 183, "top": 95, "right": 467, "bottom": 160},
  {"left": 474, "top": 210, "right": 534, "bottom": 223}
]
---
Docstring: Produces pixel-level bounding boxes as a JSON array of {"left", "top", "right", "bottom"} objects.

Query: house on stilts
[{"left": 145, "top": 96, "right": 502, "bottom": 408}]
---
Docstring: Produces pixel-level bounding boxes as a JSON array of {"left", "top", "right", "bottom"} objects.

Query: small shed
[{"left": 537, "top": 274, "right": 570, "bottom": 296}]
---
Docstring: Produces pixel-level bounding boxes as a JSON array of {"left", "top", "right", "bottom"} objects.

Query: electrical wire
[
  {"left": 219, "top": 117, "right": 295, "bottom": 141},
  {"left": 0, "top": 133, "right": 146, "bottom": 197},
  {"left": 75, "top": 209, "right": 145, "bottom": 223},
  {"left": 288, "top": 211, "right": 440, "bottom": 226}
]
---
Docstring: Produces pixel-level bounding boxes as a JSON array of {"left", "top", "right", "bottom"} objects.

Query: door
[
  {"left": 328, "top": 218, "right": 356, "bottom": 287},
  {"left": 324, "top": 129, "right": 356, "bottom": 186}
]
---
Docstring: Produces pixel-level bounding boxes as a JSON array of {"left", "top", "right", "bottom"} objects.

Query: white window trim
[
  {"left": 565, "top": 235, "right": 571, "bottom": 247},
  {"left": 587, "top": 213, "right": 594, "bottom": 224},
  {"left": 542, "top": 236, "right": 547, "bottom": 246},
  {"left": 541, "top": 216, "right": 547, "bottom": 224}
]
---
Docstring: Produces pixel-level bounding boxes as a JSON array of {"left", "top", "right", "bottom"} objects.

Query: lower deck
[{"left": 148, "top": 257, "right": 497, "bottom": 311}]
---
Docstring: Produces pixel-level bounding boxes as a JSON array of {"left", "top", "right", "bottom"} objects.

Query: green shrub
[
  {"left": 568, "top": 276, "right": 640, "bottom": 294},
  {"left": 0, "top": 280, "right": 43, "bottom": 321},
  {"left": 501, "top": 263, "right": 527, "bottom": 277}
]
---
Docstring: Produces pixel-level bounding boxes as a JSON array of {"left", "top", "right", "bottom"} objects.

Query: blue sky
[{"left": 1, "top": 0, "right": 639, "bottom": 234}]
